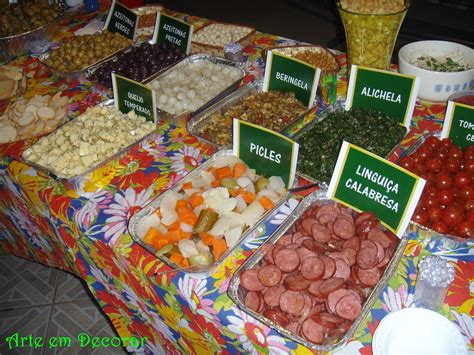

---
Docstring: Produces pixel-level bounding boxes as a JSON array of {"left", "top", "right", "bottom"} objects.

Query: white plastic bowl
[{"left": 398, "top": 40, "right": 474, "bottom": 102}]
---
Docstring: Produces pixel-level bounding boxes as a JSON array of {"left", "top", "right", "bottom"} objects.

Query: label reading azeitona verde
[
  {"left": 345, "top": 65, "right": 420, "bottom": 128},
  {"left": 327, "top": 142, "right": 425, "bottom": 237},
  {"left": 263, "top": 51, "right": 320, "bottom": 108},
  {"left": 441, "top": 101, "right": 474, "bottom": 150},
  {"left": 112, "top": 73, "right": 156, "bottom": 122},
  {"left": 151, "top": 12, "right": 193, "bottom": 54},
  {"left": 104, "top": 0, "right": 137, "bottom": 40},
  {"left": 233, "top": 119, "right": 299, "bottom": 188}
]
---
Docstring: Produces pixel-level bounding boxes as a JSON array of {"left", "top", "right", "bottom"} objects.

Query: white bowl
[{"left": 398, "top": 40, "right": 474, "bottom": 102}]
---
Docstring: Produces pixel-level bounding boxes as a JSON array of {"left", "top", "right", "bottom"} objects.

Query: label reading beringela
[
  {"left": 345, "top": 65, "right": 420, "bottom": 128},
  {"left": 112, "top": 73, "right": 156, "bottom": 122},
  {"left": 104, "top": 0, "right": 137, "bottom": 40},
  {"left": 233, "top": 119, "right": 299, "bottom": 188},
  {"left": 327, "top": 141, "right": 425, "bottom": 237},
  {"left": 441, "top": 101, "right": 474, "bottom": 150},
  {"left": 151, "top": 12, "right": 192, "bottom": 54},
  {"left": 263, "top": 50, "right": 320, "bottom": 108}
]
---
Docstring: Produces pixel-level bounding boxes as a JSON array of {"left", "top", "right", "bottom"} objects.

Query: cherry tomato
[
  {"left": 413, "top": 163, "right": 426, "bottom": 176},
  {"left": 431, "top": 220, "right": 449, "bottom": 234},
  {"left": 423, "top": 186, "right": 438, "bottom": 197},
  {"left": 428, "top": 206, "right": 442, "bottom": 222},
  {"left": 399, "top": 156, "right": 414, "bottom": 171},
  {"left": 412, "top": 209, "right": 429, "bottom": 225},
  {"left": 445, "top": 158, "right": 461, "bottom": 174},
  {"left": 435, "top": 172, "right": 453, "bottom": 189},
  {"left": 459, "top": 186, "right": 474, "bottom": 201},
  {"left": 425, "top": 158, "right": 442, "bottom": 173},
  {"left": 464, "top": 148, "right": 474, "bottom": 161},
  {"left": 420, "top": 173, "right": 435, "bottom": 188},
  {"left": 463, "top": 159, "right": 474, "bottom": 173},
  {"left": 411, "top": 152, "right": 424, "bottom": 164},
  {"left": 441, "top": 205, "right": 464, "bottom": 226},
  {"left": 465, "top": 200, "right": 474, "bottom": 211},
  {"left": 418, "top": 146, "right": 433, "bottom": 160},
  {"left": 457, "top": 220, "right": 474, "bottom": 238},
  {"left": 424, "top": 136, "right": 441, "bottom": 150},
  {"left": 421, "top": 195, "right": 438, "bottom": 210},
  {"left": 466, "top": 210, "right": 474, "bottom": 222},
  {"left": 433, "top": 148, "right": 448, "bottom": 160},
  {"left": 448, "top": 146, "right": 463, "bottom": 160},
  {"left": 440, "top": 138, "right": 453, "bottom": 149},
  {"left": 454, "top": 171, "right": 472, "bottom": 188},
  {"left": 436, "top": 188, "right": 456, "bottom": 206}
]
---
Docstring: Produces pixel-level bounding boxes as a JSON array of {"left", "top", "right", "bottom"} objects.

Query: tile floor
[{"left": 0, "top": 255, "right": 126, "bottom": 355}]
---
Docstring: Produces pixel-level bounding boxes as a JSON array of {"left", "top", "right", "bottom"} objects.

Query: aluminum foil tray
[
  {"left": 187, "top": 77, "right": 314, "bottom": 149},
  {"left": 228, "top": 191, "right": 407, "bottom": 352},
  {"left": 143, "top": 53, "right": 247, "bottom": 127},
  {"left": 20, "top": 100, "right": 158, "bottom": 191},
  {"left": 128, "top": 149, "right": 294, "bottom": 279},
  {"left": 293, "top": 101, "right": 410, "bottom": 187}
]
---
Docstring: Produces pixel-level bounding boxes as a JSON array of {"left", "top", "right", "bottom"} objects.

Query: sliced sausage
[
  {"left": 272, "top": 244, "right": 284, "bottom": 262},
  {"left": 333, "top": 258, "right": 350, "bottom": 282},
  {"left": 301, "top": 217, "right": 318, "bottom": 235},
  {"left": 262, "top": 243, "right": 275, "bottom": 264},
  {"left": 301, "top": 317, "right": 325, "bottom": 344},
  {"left": 286, "top": 321, "right": 300, "bottom": 334},
  {"left": 326, "top": 288, "right": 352, "bottom": 313},
  {"left": 241, "top": 269, "right": 265, "bottom": 292},
  {"left": 316, "top": 204, "right": 339, "bottom": 224},
  {"left": 277, "top": 234, "right": 293, "bottom": 246},
  {"left": 296, "top": 246, "right": 316, "bottom": 260},
  {"left": 300, "top": 256, "right": 325, "bottom": 281},
  {"left": 303, "top": 239, "right": 329, "bottom": 254},
  {"left": 283, "top": 272, "right": 310, "bottom": 291},
  {"left": 367, "top": 227, "right": 392, "bottom": 248},
  {"left": 320, "top": 312, "right": 344, "bottom": 324},
  {"left": 275, "top": 248, "right": 300, "bottom": 273},
  {"left": 263, "top": 284, "right": 285, "bottom": 307},
  {"left": 308, "top": 280, "right": 325, "bottom": 297},
  {"left": 291, "top": 231, "right": 304, "bottom": 244},
  {"left": 311, "top": 224, "right": 331, "bottom": 243},
  {"left": 341, "top": 247, "right": 357, "bottom": 266},
  {"left": 263, "top": 308, "right": 289, "bottom": 327},
  {"left": 357, "top": 266, "right": 381, "bottom": 287},
  {"left": 321, "top": 256, "right": 336, "bottom": 279},
  {"left": 280, "top": 290, "right": 305, "bottom": 316},
  {"left": 332, "top": 217, "right": 355, "bottom": 240},
  {"left": 354, "top": 211, "right": 376, "bottom": 226},
  {"left": 328, "top": 251, "right": 351, "bottom": 265},
  {"left": 335, "top": 294, "right": 361, "bottom": 320},
  {"left": 319, "top": 277, "right": 344, "bottom": 295},
  {"left": 356, "top": 240, "right": 378, "bottom": 269},
  {"left": 377, "top": 249, "right": 391, "bottom": 268},
  {"left": 244, "top": 291, "right": 263, "bottom": 312},
  {"left": 343, "top": 237, "right": 361, "bottom": 250},
  {"left": 258, "top": 264, "right": 282, "bottom": 287}
]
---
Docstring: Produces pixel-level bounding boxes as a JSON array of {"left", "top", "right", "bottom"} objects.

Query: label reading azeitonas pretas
[
  {"left": 441, "top": 101, "right": 474, "bottom": 149},
  {"left": 327, "top": 141, "right": 425, "bottom": 237},
  {"left": 233, "top": 118, "right": 299, "bottom": 188},
  {"left": 112, "top": 73, "right": 157, "bottom": 122},
  {"left": 263, "top": 50, "right": 320, "bottom": 108},
  {"left": 104, "top": 0, "right": 137, "bottom": 40},
  {"left": 151, "top": 12, "right": 193, "bottom": 54},
  {"left": 345, "top": 65, "right": 420, "bottom": 128}
]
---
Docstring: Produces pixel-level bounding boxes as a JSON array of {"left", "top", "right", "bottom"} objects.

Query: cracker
[
  {"left": 37, "top": 106, "right": 55, "bottom": 120},
  {"left": 0, "top": 125, "right": 18, "bottom": 143}
]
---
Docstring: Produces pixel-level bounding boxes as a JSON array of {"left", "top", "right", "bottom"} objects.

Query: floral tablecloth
[{"left": 0, "top": 6, "right": 472, "bottom": 354}]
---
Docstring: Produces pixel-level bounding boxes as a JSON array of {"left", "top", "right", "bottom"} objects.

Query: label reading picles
[
  {"left": 233, "top": 119, "right": 299, "bottom": 188},
  {"left": 441, "top": 101, "right": 474, "bottom": 149},
  {"left": 327, "top": 141, "right": 425, "bottom": 237},
  {"left": 151, "top": 12, "right": 192, "bottom": 54},
  {"left": 263, "top": 50, "right": 320, "bottom": 108},
  {"left": 104, "top": 0, "right": 137, "bottom": 39},
  {"left": 345, "top": 65, "right": 420, "bottom": 128}
]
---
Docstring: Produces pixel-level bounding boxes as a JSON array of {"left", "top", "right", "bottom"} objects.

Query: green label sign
[
  {"left": 112, "top": 73, "right": 157, "bottom": 122},
  {"left": 104, "top": 0, "right": 137, "bottom": 39},
  {"left": 327, "top": 141, "right": 425, "bottom": 237},
  {"left": 441, "top": 101, "right": 474, "bottom": 149},
  {"left": 151, "top": 12, "right": 192, "bottom": 54},
  {"left": 233, "top": 119, "right": 299, "bottom": 188},
  {"left": 263, "top": 51, "right": 320, "bottom": 108},
  {"left": 346, "top": 65, "right": 420, "bottom": 128}
]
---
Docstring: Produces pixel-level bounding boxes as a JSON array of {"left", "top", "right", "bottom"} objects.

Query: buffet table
[{"left": 0, "top": 6, "right": 473, "bottom": 354}]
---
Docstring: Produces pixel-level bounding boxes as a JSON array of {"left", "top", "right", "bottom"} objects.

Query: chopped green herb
[{"left": 415, "top": 55, "right": 470, "bottom": 72}]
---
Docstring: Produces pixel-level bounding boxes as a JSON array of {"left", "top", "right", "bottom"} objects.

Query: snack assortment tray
[
  {"left": 228, "top": 191, "right": 407, "bottom": 352},
  {"left": 128, "top": 149, "right": 294, "bottom": 279},
  {"left": 188, "top": 77, "right": 314, "bottom": 149},
  {"left": 292, "top": 101, "right": 410, "bottom": 187},
  {"left": 20, "top": 100, "right": 158, "bottom": 190},
  {"left": 143, "top": 53, "right": 247, "bottom": 127},
  {"left": 191, "top": 22, "right": 256, "bottom": 57}
]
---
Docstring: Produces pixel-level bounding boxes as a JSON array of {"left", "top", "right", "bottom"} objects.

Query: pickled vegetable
[
  {"left": 194, "top": 209, "right": 219, "bottom": 234},
  {"left": 188, "top": 252, "right": 214, "bottom": 267}
]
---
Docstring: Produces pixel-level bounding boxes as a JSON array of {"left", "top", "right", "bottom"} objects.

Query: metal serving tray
[
  {"left": 293, "top": 101, "right": 410, "bottom": 187},
  {"left": 83, "top": 41, "right": 186, "bottom": 92},
  {"left": 143, "top": 53, "right": 247, "bottom": 127},
  {"left": 228, "top": 191, "right": 407, "bottom": 352},
  {"left": 187, "top": 77, "right": 314, "bottom": 149},
  {"left": 0, "top": 2, "right": 66, "bottom": 60},
  {"left": 38, "top": 31, "right": 134, "bottom": 83},
  {"left": 128, "top": 149, "right": 294, "bottom": 279},
  {"left": 396, "top": 131, "right": 473, "bottom": 243},
  {"left": 20, "top": 100, "right": 158, "bottom": 190}
]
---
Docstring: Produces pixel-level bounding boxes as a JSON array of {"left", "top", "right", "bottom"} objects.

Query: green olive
[
  {"left": 220, "top": 177, "right": 238, "bottom": 189},
  {"left": 255, "top": 177, "right": 269, "bottom": 192}
]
